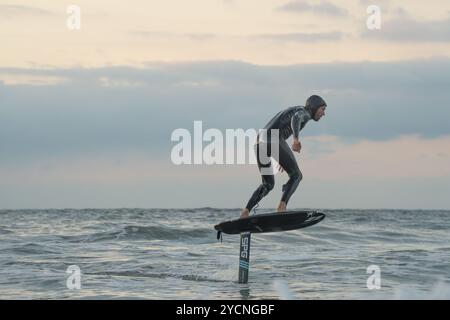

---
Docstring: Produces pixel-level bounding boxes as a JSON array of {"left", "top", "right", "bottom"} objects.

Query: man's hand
[
  {"left": 292, "top": 138, "right": 302, "bottom": 153},
  {"left": 277, "top": 163, "right": 284, "bottom": 173}
]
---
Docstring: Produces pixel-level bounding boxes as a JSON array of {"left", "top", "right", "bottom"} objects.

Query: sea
[{"left": 0, "top": 208, "right": 449, "bottom": 300}]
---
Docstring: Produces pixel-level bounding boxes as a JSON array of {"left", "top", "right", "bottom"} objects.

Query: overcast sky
[{"left": 1, "top": 0, "right": 450, "bottom": 209}]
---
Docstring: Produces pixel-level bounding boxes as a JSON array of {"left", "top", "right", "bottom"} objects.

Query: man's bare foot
[
  {"left": 277, "top": 201, "right": 287, "bottom": 213},
  {"left": 240, "top": 208, "right": 250, "bottom": 219}
]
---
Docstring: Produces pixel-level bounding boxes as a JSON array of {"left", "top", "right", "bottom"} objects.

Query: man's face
[{"left": 314, "top": 106, "right": 326, "bottom": 121}]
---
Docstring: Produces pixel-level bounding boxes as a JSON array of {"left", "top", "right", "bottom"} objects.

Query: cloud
[
  {"left": 0, "top": 73, "right": 67, "bottom": 85},
  {"left": 254, "top": 31, "right": 344, "bottom": 42},
  {"left": 131, "top": 30, "right": 342, "bottom": 43},
  {"left": 362, "top": 16, "right": 450, "bottom": 42},
  {"left": 1, "top": 58, "right": 450, "bottom": 166},
  {"left": 359, "top": 0, "right": 390, "bottom": 6},
  {"left": 185, "top": 33, "right": 218, "bottom": 42},
  {"left": 2, "top": 135, "right": 450, "bottom": 209},
  {"left": 0, "top": 4, "right": 52, "bottom": 17},
  {"left": 277, "top": 1, "right": 348, "bottom": 17},
  {"left": 131, "top": 30, "right": 217, "bottom": 41},
  {"left": 98, "top": 76, "right": 146, "bottom": 87},
  {"left": 301, "top": 135, "right": 450, "bottom": 179}
]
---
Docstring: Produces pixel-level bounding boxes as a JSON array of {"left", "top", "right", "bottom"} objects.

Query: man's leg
[
  {"left": 277, "top": 201, "right": 287, "bottom": 212},
  {"left": 241, "top": 141, "right": 275, "bottom": 218},
  {"left": 241, "top": 174, "right": 275, "bottom": 218},
  {"left": 277, "top": 139, "right": 302, "bottom": 212}
]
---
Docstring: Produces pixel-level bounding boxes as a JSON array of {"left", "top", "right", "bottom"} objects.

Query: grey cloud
[
  {"left": 278, "top": 1, "right": 348, "bottom": 17},
  {"left": 1, "top": 58, "right": 450, "bottom": 164},
  {"left": 185, "top": 33, "right": 217, "bottom": 41},
  {"left": 362, "top": 16, "right": 450, "bottom": 42},
  {"left": 0, "top": 4, "right": 53, "bottom": 17},
  {"left": 393, "top": 7, "right": 408, "bottom": 17},
  {"left": 130, "top": 31, "right": 170, "bottom": 37},
  {"left": 359, "top": 0, "right": 390, "bottom": 6},
  {"left": 255, "top": 31, "right": 344, "bottom": 42},
  {"left": 131, "top": 30, "right": 219, "bottom": 42},
  {"left": 131, "top": 30, "right": 343, "bottom": 43}
]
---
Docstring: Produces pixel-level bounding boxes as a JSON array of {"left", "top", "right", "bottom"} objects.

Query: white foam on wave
[
  {"left": 272, "top": 279, "right": 297, "bottom": 300},
  {"left": 393, "top": 280, "right": 450, "bottom": 300},
  {"left": 208, "top": 257, "right": 237, "bottom": 282}
]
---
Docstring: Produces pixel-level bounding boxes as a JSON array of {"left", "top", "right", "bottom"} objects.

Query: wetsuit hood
[{"left": 305, "top": 95, "right": 327, "bottom": 121}]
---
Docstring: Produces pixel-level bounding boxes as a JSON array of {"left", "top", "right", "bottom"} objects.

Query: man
[{"left": 240, "top": 95, "right": 327, "bottom": 218}]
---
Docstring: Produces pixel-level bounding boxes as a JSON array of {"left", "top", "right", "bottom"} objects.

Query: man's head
[{"left": 305, "top": 95, "right": 327, "bottom": 121}]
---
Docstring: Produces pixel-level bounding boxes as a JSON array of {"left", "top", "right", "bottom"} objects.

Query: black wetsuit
[{"left": 245, "top": 106, "right": 312, "bottom": 211}]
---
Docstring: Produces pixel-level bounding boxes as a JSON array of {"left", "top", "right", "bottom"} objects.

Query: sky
[{"left": 1, "top": 0, "right": 450, "bottom": 209}]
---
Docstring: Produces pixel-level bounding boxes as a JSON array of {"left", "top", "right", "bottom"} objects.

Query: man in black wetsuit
[{"left": 240, "top": 95, "right": 327, "bottom": 218}]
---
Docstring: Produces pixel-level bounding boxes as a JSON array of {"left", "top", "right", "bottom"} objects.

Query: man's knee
[
  {"left": 266, "top": 181, "right": 275, "bottom": 191},
  {"left": 261, "top": 181, "right": 275, "bottom": 195},
  {"left": 291, "top": 170, "right": 303, "bottom": 184}
]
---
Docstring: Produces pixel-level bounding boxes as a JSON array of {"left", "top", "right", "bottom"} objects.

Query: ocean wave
[
  {"left": 84, "top": 270, "right": 228, "bottom": 283},
  {"left": 0, "top": 227, "right": 13, "bottom": 235},
  {"left": 0, "top": 243, "right": 60, "bottom": 255},
  {"left": 393, "top": 281, "right": 450, "bottom": 300},
  {"left": 60, "top": 225, "right": 214, "bottom": 243}
]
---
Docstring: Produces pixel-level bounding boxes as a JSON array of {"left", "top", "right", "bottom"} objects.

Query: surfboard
[
  {"left": 214, "top": 210, "right": 325, "bottom": 235},
  {"left": 215, "top": 210, "right": 325, "bottom": 284}
]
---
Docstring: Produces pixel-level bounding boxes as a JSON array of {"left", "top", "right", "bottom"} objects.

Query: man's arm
[{"left": 291, "top": 109, "right": 309, "bottom": 140}]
